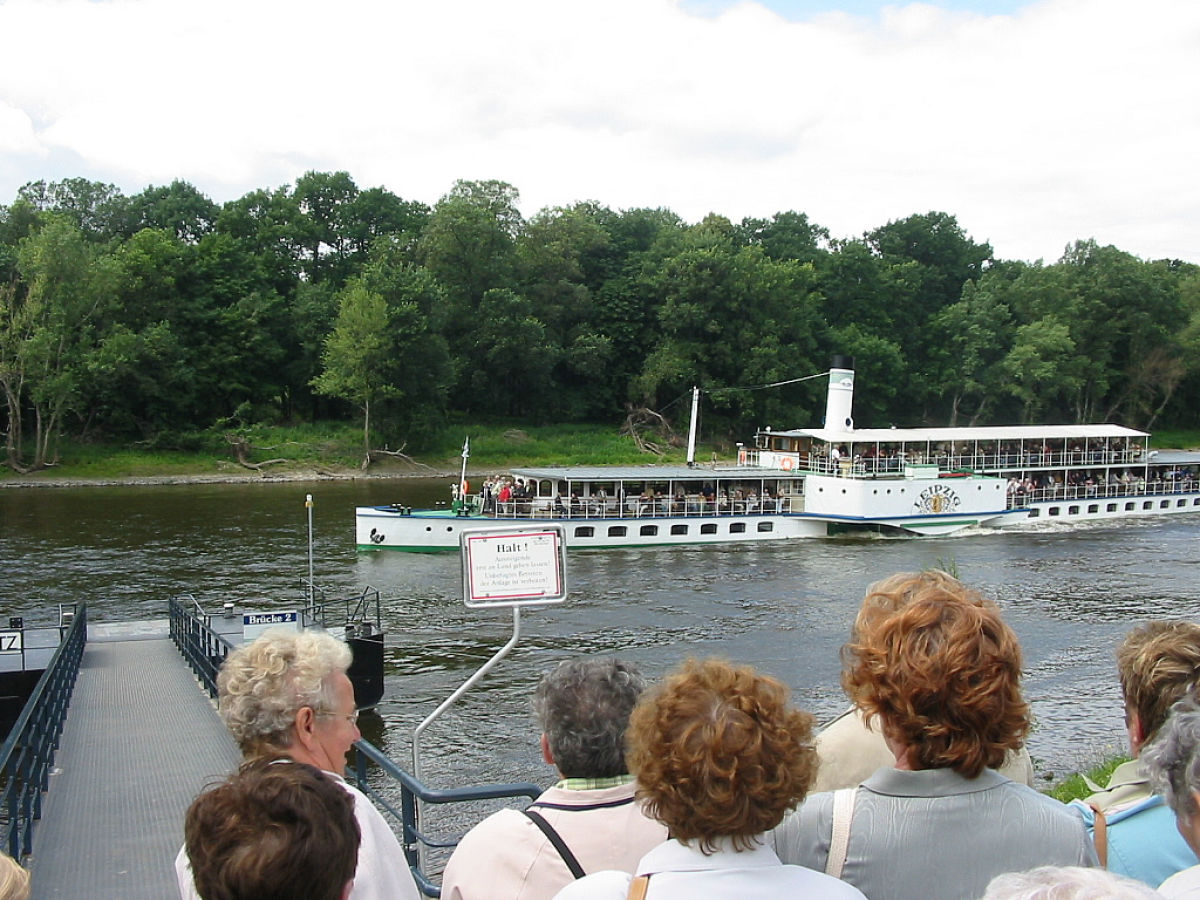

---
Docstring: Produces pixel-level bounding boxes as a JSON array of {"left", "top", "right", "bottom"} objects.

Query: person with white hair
[
  {"left": 1141, "top": 696, "right": 1200, "bottom": 897},
  {"left": 982, "top": 865, "right": 1162, "bottom": 899},
  {"left": 176, "top": 628, "right": 420, "bottom": 900}
]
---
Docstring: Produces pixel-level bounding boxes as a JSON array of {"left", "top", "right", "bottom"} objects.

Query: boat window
[
  {"left": 1107, "top": 504, "right": 1117, "bottom": 512},
  {"left": 1069, "top": 506, "right": 1080, "bottom": 515},
  {"left": 1177, "top": 499, "right": 1187, "bottom": 507},
  {"left": 574, "top": 526, "right": 594, "bottom": 538},
  {"left": 640, "top": 525, "right": 658, "bottom": 537},
  {"left": 1125, "top": 502, "right": 1135, "bottom": 511},
  {"left": 730, "top": 522, "right": 746, "bottom": 534},
  {"left": 1161, "top": 500, "right": 1170, "bottom": 509},
  {"left": 670, "top": 524, "right": 687, "bottom": 535},
  {"left": 1088, "top": 505, "right": 1098, "bottom": 514},
  {"left": 1143, "top": 501, "right": 1153, "bottom": 510},
  {"left": 701, "top": 524, "right": 717, "bottom": 534},
  {"left": 757, "top": 522, "right": 773, "bottom": 533},
  {"left": 608, "top": 526, "right": 627, "bottom": 537},
  {"left": 1029, "top": 509, "right": 1040, "bottom": 518},
  {"left": 1194, "top": 499, "right": 1200, "bottom": 506},
  {"left": 1048, "top": 507, "right": 1060, "bottom": 517}
]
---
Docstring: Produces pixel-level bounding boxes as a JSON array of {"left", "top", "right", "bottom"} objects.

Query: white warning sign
[{"left": 462, "top": 526, "right": 567, "bottom": 608}]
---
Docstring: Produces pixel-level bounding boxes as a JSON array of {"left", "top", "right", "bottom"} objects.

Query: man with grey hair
[
  {"left": 1142, "top": 697, "right": 1200, "bottom": 896},
  {"left": 175, "top": 628, "right": 420, "bottom": 900},
  {"left": 440, "top": 657, "right": 666, "bottom": 900}
]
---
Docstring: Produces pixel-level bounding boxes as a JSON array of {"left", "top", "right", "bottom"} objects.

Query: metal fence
[
  {"left": 349, "top": 740, "right": 541, "bottom": 898},
  {"left": 0, "top": 605, "right": 87, "bottom": 859},
  {"left": 168, "top": 595, "right": 235, "bottom": 698}
]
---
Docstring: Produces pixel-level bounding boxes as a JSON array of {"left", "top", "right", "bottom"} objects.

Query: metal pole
[
  {"left": 306, "top": 494, "right": 314, "bottom": 606},
  {"left": 411, "top": 605, "right": 521, "bottom": 874}
]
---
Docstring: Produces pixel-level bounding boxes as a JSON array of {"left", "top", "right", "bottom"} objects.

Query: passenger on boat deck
[
  {"left": 184, "top": 758, "right": 360, "bottom": 900},
  {"left": 1069, "top": 621, "right": 1200, "bottom": 887},
  {"left": 772, "top": 570, "right": 1096, "bottom": 900},
  {"left": 174, "top": 628, "right": 420, "bottom": 900},
  {"left": 440, "top": 657, "right": 666, "bottom": 900},
  {"left": 553, "top": 658, "right": 865, "bottom": 900}
]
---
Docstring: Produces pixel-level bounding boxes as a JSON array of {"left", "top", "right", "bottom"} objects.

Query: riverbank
[{"left": 0, "top": 421, "right": 702, "bottom": 488}]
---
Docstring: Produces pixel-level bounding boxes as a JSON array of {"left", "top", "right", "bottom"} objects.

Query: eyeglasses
[{"left": 316, "top": 709, "right": 360, "bottom": 726}]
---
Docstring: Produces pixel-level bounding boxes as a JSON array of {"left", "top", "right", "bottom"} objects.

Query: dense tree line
[{"left": 2, "top": 173, "right": 1198, "bottom": 471}]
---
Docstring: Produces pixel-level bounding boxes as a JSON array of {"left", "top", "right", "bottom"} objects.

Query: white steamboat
[{"left": 356, "top": 357, "right": 1200, "bottom": 551}]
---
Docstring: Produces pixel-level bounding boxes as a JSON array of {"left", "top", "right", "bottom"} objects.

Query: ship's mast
[{"left": 686, "top": 386, "right": 700, "bottom": 466}]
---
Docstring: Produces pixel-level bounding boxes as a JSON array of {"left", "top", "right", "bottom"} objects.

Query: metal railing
[
  {"left": 1006, "top": 480, "right": 1200, "bottom": 508},
  {"left": 168, "top": 596, "right": 235, "bottom": 698},
  {"left": 487, "top": 496, "right": 797, "bottom": 519},
  {"left": 0, "top": 605, "right": 87, "bottom": 860},
  {"left": 349, "top": 740, "right": 541, "bottom": 898}
]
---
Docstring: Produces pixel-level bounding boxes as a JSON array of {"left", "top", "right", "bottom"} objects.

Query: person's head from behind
[
  {"left": 982, "top": 865, "right": 1160, "bottom": 899},
  {"left": 0, "top": 851, "right": 30, "bottom": 900},
  {"left": 1116, "top": 620, "right": 1200, "bottom": 754},
  {"left": 185, "top": 759, "right": 360, "bottom": 900},
  {"left": 217, "top": 629, "right": 360, "bottom": 771},
  {"left": 842, "top": 570, "right": 1028, "bottom": 777},
  {"left": 534, "top": 657, "right": 646, "bottom": 778},
  {"left": 1142, "top": 696, "right": 1200, "bottom": 855},
  {"left": 628, "top": 658, "right": 816, "bottom": 852}
]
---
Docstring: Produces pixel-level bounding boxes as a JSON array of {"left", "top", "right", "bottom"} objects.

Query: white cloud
[{"left": 0, "top": 0, "right": 1196, "bottom": 262}]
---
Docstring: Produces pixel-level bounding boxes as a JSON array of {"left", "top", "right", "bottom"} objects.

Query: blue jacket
[{"left": 1071, "top": 760, "right": 1198, "bottom": 887}]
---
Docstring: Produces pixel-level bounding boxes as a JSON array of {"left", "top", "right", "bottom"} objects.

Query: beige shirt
[
  {"left": 811, "top": 707, "right": 1035, "bottom": 793},
  {"left": 440, "top": 780, "right": 666, "bottom": 900}
]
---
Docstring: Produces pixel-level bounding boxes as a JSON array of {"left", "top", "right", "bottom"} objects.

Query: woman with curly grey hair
[
  {"left": 1141, "top": 696, "right": 1200, "bottom": 897},
  {"left": 176, "top": 628, "right": 420, "bottom": 900}
]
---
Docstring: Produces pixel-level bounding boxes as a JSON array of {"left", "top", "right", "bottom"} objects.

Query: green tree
[
  {"left": 311, "top": 281, "right": 397, "bottom": 465},
  {"left": 1, "top": 218, "right": 113, "bottom": 470}
]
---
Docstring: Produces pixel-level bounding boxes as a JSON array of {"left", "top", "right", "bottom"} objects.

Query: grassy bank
[
  {"left": 1044, "top": 755, "right": 1129, "bottom": 803},
  {"left": 0, "top": 420, "right": 711, "bottom": 484}
]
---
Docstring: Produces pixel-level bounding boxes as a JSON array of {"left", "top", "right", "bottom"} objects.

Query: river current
[{"left": 3, "top": 477, "right": 1199, "bottom": 843}]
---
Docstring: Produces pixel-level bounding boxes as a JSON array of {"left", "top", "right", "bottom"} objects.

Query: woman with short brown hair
[
  {"left": 773, "top": 570, "right": 1096, "bottom": 900},
  {"left": 554, "top": 658, "right": 864, "bottom": 899}
]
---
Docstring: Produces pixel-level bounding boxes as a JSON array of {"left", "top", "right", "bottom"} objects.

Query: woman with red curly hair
[
  {"left": 554, "top": 658, "right": 864, "bottom": 899},
  {"left": 773, "top": 570, "right": 1096, "bottom": 899}
]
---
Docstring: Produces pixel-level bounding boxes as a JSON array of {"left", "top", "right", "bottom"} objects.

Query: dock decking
[{"left": 29, "top": 622, "right": 240, "bottom": 899}]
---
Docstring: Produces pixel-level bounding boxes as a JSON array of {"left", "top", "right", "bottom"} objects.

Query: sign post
[{"left": 412, "top": 524, "right": 567, "bottom": 860}]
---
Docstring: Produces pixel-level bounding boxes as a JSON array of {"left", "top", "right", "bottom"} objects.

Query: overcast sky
[{"left": 0, "top": 0, "right": 1195, "bottom": 264}]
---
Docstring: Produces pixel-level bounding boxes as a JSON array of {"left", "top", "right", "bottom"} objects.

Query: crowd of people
[{"left": 174, "top": 570, "right": 1200, "bottom": 900}]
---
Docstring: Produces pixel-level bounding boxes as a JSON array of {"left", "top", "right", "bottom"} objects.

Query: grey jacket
[{"left": 772, "top": 767, "right": 1098, "bottom": 900}]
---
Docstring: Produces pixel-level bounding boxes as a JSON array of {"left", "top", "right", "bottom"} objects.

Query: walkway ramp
[{"left": 29, "top": 622, "right": 240, "bottom": 899}]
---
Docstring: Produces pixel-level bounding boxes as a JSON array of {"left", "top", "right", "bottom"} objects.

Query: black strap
[{"left": 522, "top": 809, "right": 586, "bottom": 879}]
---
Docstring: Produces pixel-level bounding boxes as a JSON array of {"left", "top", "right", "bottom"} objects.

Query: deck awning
[{"left": 763, "top": 424, "right": 1149, "bottom": 445}]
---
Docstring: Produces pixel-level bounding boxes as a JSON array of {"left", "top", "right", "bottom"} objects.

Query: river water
[{"left": 4, "top": 477, "right": 1199, "bottom": 841}]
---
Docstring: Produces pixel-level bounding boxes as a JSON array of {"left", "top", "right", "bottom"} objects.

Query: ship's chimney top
[{"left": 824, "top": 355, "right": 855, "bottom": 433}]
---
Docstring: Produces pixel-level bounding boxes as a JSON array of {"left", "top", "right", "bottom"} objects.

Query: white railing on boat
[
  {"left": 484, "top": 496, "right": 798, "bottom": 520},
  {"left": 742, "top": 448, "right": 1151, "bottom": 476},
  {"left": 1006, "top": 479, "right": 1199, "bottom": 509}
]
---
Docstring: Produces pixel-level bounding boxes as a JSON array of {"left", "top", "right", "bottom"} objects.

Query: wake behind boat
[{"left": 356, "top": 357, "right": 1200, "bottom": 551}]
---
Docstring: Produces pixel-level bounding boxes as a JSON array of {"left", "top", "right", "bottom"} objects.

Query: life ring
[
  {"left": 780, "top": 457, "right": 795, "bottom": 471},
  {"left": 738, "top": 449, "right": 747, "bottom": 465},
  {"left": 461, "top": 479, "right": 470, "bottom": 495}
]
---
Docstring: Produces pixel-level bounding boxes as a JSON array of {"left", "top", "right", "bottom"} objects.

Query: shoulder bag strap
[
  {"left": 522, "top": 809, "right": 586, "bottom": 880},
  {"left": 1087, "top": 802, "right": 1108, "bottom": 868},
  {"left": 627, "top": 874, "right": 652, "bottom": 900},
  {"left": 826, "top": 787, "right": 858, "bottom": 879}
]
